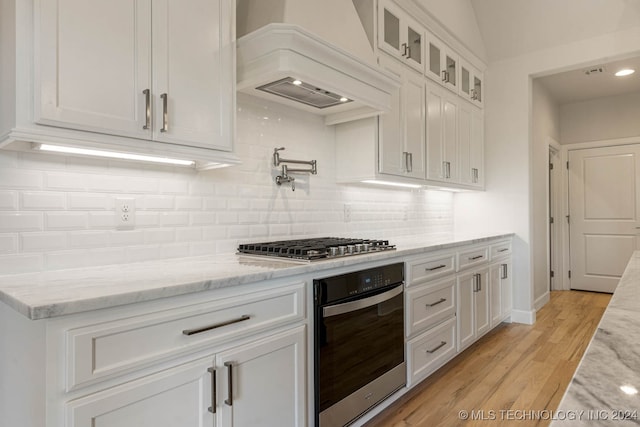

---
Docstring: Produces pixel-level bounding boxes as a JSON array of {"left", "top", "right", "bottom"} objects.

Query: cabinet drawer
[
  {"left": 407, "top": 253, "right": 456, "bottom": 285},
  {"left": 407, "top": 317, "right": 456, "bottom": 387},
  {"left": 490, "top": 240, "right": 512, "bottom": 259},
  {"left": 406, "top": 276, "right": 455, "bottom": 337},
  {"left": 66, "top": 282, "right": 305, "bottom": 390},
  {"left": 457, "top": 246, "right": 489, "bottom": 271}
]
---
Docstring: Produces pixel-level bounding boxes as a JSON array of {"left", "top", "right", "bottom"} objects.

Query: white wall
[
  {"left": 560, "top": 91, "right": 640, "bottom": 144},
  {"left": 0, "top": 94, "right": 454, "bottom": 274},
  {"left": 455, "top": 25, "right": 640, "bottom": 323},
  {"left": 531, "top": 80, "right": 560, "bottom": 306}
]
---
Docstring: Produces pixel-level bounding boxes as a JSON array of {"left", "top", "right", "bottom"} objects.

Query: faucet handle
[{"left": 273, "top": 147, "right": 285, "bottom": 166}]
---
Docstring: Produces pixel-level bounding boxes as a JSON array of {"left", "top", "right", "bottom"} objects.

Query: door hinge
[
  {"left": 566, "top": 215, "right": 570, "bottom": 224},
  {"left": 566, "top": 161, "right": 569, "bottom": 169},
  {"left": 549, "top": 163, "right": 554, "bottom": 170},
  {"left": 550, "top": 217, "right": 554, "bottom": 224},
  {"left": 568, "top": 270, "right": 572, "bottom": 279},
  {"left": 550, "top": 270, "right": 555, "bottom": 278}
]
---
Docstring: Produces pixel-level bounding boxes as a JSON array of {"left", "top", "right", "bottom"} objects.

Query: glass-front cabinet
[
  {"left": 459, "top": 58, "right": 484, "bottom": 108},
  {"left": 378, "top": 0, "right": 424, "bottom": 73},
  {"left": 426, "top": 32, "right": 458, "bottom": 93}
]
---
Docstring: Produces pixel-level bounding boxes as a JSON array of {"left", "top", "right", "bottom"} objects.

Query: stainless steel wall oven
[{"left": 313, "top": 263, "right": 406, "bottom": 426}]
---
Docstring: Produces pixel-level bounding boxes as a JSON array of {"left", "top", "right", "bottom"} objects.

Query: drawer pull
[
  {"left": 224, "top": 362, "right": 234, "bottom": 406},
  {"left": 498, "top": 248, "right": 509, "bottom": 253},
  {"left": 426, "top": 298, "right": 447, "bottom": 307},
  {"left": 207, "top": 367, "right": 216, "bottom": 413},
  {"left": 426, "top": 341, "right": 447, "bottom": 354},
  {"left": 426, "top": 264, "right": 446, "bottom": 271},
  {"left": 182, "top": 315, "right": 251, "bottom": 336},
  {"left": 468, "top": 255, "right": 483, "bottom": 260}
]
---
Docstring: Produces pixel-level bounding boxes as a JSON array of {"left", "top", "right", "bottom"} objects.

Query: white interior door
[{"left": 568, "top": 145, "right": 640, "bottom": 292}]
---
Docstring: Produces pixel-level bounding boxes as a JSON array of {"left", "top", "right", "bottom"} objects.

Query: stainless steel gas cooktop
[{"left": 237, "top": 237, "right": 395, "bottom": 262}]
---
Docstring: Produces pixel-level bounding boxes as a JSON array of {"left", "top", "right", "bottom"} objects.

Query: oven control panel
[{"left": 314, "top": 262, "right": 404, "bottom": 304}]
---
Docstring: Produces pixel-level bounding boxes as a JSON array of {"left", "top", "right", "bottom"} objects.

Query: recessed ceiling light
[
  {"left": 615, "top": 68, "right": 635, "bottom": 77},
  {"left": 339, "top": 97, "right": 349, "bottom": 103},
  {"left": 292, "top": 79, "right": 302, "bottom": 85},
  {"left": 620, "top": 385, "right": 638, "bottom": 395}
]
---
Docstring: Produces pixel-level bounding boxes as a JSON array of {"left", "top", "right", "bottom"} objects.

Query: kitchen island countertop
[
  {"left": 0, "top": 232, "right": 513, "bottom": 320},
  {"left": 551, "top": 250, "right": 640, "bottom": 426}
]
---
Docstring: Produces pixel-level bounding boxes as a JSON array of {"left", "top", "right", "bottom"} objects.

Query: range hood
[{"left": 236, "top": 0, "right": 400, "bottom": 125}]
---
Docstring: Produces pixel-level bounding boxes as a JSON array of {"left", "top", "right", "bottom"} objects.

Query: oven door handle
[{"left": 322, "top": 284, "right": 403, "bottom": 318}]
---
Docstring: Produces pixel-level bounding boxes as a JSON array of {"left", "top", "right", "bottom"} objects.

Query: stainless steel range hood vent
[
  {"left": 236, "top": 0, "right": 400, "bottom": 125},
  {"left": 257, "top": 77, "right": 352, "bottom": 109}
]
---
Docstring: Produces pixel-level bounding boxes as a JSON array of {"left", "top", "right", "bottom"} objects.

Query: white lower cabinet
[
  {"left": 456, "top": 267, "right": 490, "bottom": 352},
  {"left": 407, "top": 317, "right": 456, "bottom": 386},
  {"left": 490, "top": 259, "right": 513, "bottom": 327}
]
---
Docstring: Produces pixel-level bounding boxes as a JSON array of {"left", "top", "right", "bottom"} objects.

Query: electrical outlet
[
  {"left": 344, "top": 204, "right": 352, "bottom": 223},
  {"left": 115, "top": 198, "right": 136, "bottom": 230}
]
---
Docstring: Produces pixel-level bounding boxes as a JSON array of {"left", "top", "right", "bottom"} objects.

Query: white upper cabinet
[
  {"left": 12, "top": 0, "right": 237, "bottom": 167},
  {"left": 378, "top": 0, "right": 424, "bottom": 73},
  {"left": 459, "top": 58, "right": 484, "bottom": 108},
  {"left": 36, "top": 0, "right": 153, "bottom": 139},
  {"left": 458, "top": 101, "right": 484, "bottom": 188},
  {"left": 426, "top": 81, "right": 458, "bottom": 183},
  {"left": 378, "top": 54, "right": 426, "bottom": 180},
  {"left": 426, "top": 33, "right": 458, "bottom": 93}
]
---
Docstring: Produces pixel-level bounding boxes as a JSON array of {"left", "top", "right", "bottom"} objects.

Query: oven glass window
[{"left": 318, "top": 290, "right": 404, "bottom": 411}]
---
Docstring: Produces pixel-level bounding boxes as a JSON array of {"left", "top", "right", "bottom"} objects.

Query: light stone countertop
[
  {"left": 0, "top": 232, "right": 513, "bottom": 320},
  {"left": 551, "top": 251, "right": 640, "bottom": 426}
]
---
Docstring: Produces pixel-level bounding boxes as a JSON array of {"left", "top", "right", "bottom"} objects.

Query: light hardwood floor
[{"left": 365, "top": 290, "right": 611, "bottom": 427}]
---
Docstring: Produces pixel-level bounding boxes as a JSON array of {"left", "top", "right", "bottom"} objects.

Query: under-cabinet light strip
[
  {"left": 361, "top": 180, "right": 422, "bottom": 189},
  {"left": 35, "top": 144, "right": 196, "bottom": 167}
]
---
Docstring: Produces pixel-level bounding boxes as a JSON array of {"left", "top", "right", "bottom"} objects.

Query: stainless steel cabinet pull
[
  {"left": 143, "top": 89, "right": 151, "bottom": 130},
  {"left": 477, "top": 274, "right": 482, "bottom": 291},
  {"left": 426, "top": 298, "right": 446, "bottom": 307},
  {"left": 426, "top": 341, "right": 447, "bottom": 354},
  {"left": 501, "top": 263, "right": 508, "bottom": 280},
  {"left": 406, "top": 46, "right": 412, "bottom": 59},
  {"left": 442, "top": 70, "right": 449, "bottom": 83},
  {"left": 403, "top": 151, "right": 409, "bottom": 172},
  {"left": 224, "top": 362, "right": 234, "bottom": 406},
  {"left": 182, "top": 315, "right": 251, "bottom": 336},
  {"left": 160, "top": 93, "right": 168, "bottom": 132},
  {"left": 408, "top": 152, "right": 413, "bottom": 172},
  {"left": 401, "top": 43, "right": 408, "bottom": 57},
  {"left": 469, "top": 255, "right": 483, "bottom": 260},
  {"left": 498, "top": 248, "right": 509, "bottom": 253},
  {"left": 207, "top": 367, "right": 217, "bottom": 413},
  {"left": 426, "top": 264, "right": 446, "bottom": 271},
  {"left": 472, "top": 168, "right": 479, "bottom": 183}
]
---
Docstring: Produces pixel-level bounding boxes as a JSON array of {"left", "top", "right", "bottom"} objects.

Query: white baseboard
[
  {"left": 510, "top": 309, "right": 536, "bottom": 325},
  {"left": 534, "top": 291, "right": 550, "bottom": 311}
]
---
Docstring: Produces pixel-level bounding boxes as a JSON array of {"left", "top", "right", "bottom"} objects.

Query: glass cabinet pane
[
  {"left": 446, "top": 55, "right": 456, "bottom": 86},
  {"left": 429, "top": 43, "right": 440, "bottom": 76},
  {"left": 384, "top": 9, "right": 400, "bottom": 50},
  {"left": 407, "top": 27, "right": 422, "bottom": 65},
  {"left": 461, "top": 67, "right": 470, "bottom": 95},
  {"left": 473, "top": 76, "right": 482, "bottom": 102}
]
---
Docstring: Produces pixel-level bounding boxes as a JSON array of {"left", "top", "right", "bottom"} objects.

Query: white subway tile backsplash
[
  {"left": 21, "top": 232, "right": 67, "bottom": 251},
  {"left": 0, "top": 96, "right": 454, "bottom": 273},
  {"left": 0, "top": 213, "right": 43, "bottom": 231},
  {"left": 68, "top": 193, "right": 111, "bottom": 210},
  {"left": 21, "top": 192, "right": 67, "bottom": 210},
  {"left": 0, "top": 191, "right": 18, "bottom": 209},
  {"left": 45, "top": 212, "right": 88, "bottom": 230},
  {"left": 0, "top": 234, "right": 17, "bottom": 254}
]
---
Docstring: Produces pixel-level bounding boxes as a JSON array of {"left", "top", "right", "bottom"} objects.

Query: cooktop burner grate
[{"left": 237, "top": 237, "right": 395, "bottom": 261}]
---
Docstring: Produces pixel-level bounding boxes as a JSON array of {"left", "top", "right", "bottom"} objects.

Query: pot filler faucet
[{"left": 273, "top": 147, "right": 317, "bottom": 191}]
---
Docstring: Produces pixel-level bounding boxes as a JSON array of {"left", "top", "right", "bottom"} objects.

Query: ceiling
[
  {"left": 536, "top": 56, "right": 640, "bottom": 105},
  {"left": 414, "top": 0, "right": 640, "bottom": 105}
]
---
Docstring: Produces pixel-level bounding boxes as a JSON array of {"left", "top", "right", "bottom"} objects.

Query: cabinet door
[
  {"left": 471, "top": 69, "right": 484, "bottom": 107},
  {"left": 458, "top": 102, "right": 483, "bottom": 187},
  {"left": 66, "top": 356, "right": 214, "bottom": 427},
  {"left": 404, "top": 18, "right": 424, "bottom": 73},
  {"left": 489, "top": 263, "right": 503, "bottom": 327},
  {"left": 378, "top": 1, "right": 403, "bottom": 60},
  {"left": 217, "top": 326, "right": 306, "bottom": 427},
  {"left": 36, "top": 0, "right": 152, "bottom": 138},
  {"left": 474, "top": 268, "right": 490, "bottom": 338},
  {"left": 152, "top": 0, "right": 234, "bottom": 151},
  {"left": 426, "top": 82, "right": 444, "bottom": 181},
  {"left": 456, "top": 271, "right": 475, "bottom": 351},
  {"left": 403, "top": 69, "right": 426, "bottom": 179},
  {"left": 378, "top": 55, "right": 405, "bottom": 177},
  {"left": 442, "top": 94, "right": 458, "bottom": 182},
  {"left": 500, "top": 260, "right": 513, "bottom": 319}
]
